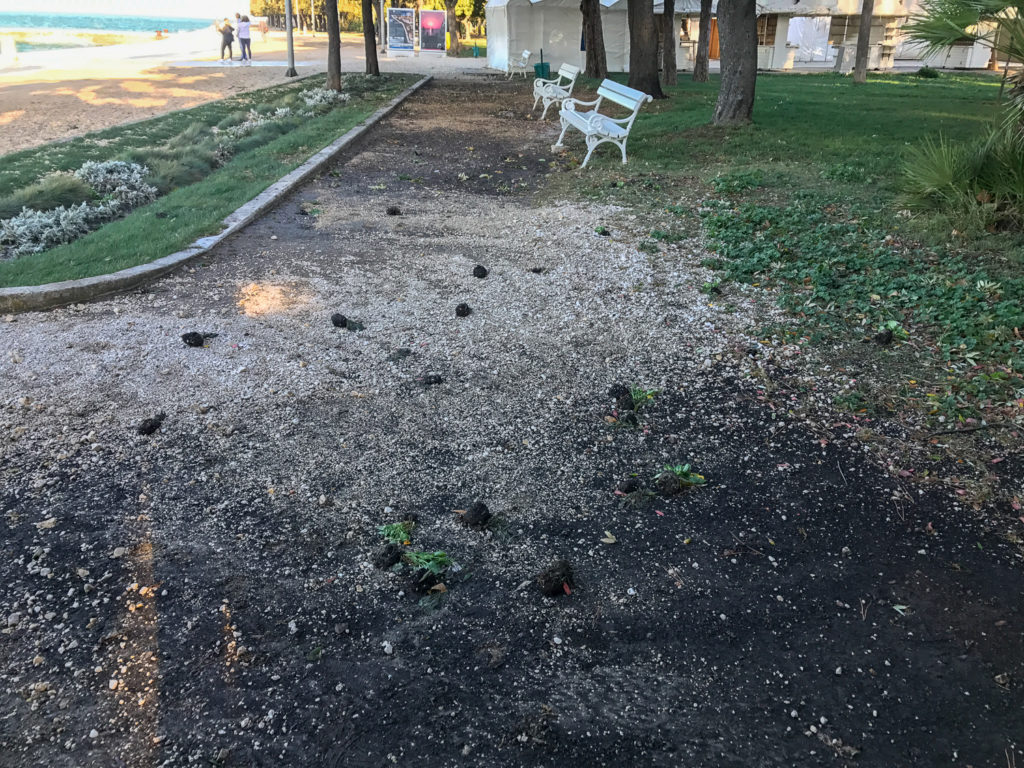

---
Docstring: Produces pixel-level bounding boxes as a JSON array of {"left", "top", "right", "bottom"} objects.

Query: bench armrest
[{"left": 562, "top": 96, "right": 600, "bottom": 112}]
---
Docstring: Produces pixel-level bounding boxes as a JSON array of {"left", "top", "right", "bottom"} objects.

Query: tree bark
[
  {"left": 445, "top": 0, "right": 462, "bottom": 55},
  {"left": 852, "top": 0, "right": 875, "bottom": 84},
  {"left": 326, "top": 0, "right": 342, "bottom": 90},
  {"left": 693, "top": 0, "right": 711, "bottom": 82},
  {"left": 712, "top": 0, "right": 757, "bottom": 124},
  {"left": 661, "top": 0, "right": 677, "bottom": 85},
  {"left": 627, "top": 0, "right": 666, "bottom": 97},
  {"left": 580, "top": 0, "right": 607, "bottom": 79},
  {"left": 361, "top": 0, "right": 379, "bottom": 74}
]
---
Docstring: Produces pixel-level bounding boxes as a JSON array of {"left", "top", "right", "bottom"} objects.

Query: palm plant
[{"left": 905, "top": 0, "right": 1024, "bottom": 132}]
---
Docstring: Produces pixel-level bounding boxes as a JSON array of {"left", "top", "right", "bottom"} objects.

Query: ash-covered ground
[{"left": 1, "top": 79, "right": 1021, "bottom": 768}]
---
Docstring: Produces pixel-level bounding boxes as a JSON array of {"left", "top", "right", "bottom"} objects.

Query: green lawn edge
[{"left": 0, "top": 74, "right": 416, "bottom": 289}]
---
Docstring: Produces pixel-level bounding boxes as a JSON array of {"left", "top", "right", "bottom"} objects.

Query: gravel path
[{"left": 1, "top": 79, "right": 1022, "bottom": 768}]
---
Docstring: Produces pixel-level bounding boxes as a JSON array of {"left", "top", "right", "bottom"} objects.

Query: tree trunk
[
  {"left": 361, "top": 0, "right": 379, "bottom": 74},
  {"left": 445, "top": 0, "right": 462, "bottom": 55},
  {"left": 712, "top": 0, "right": 757, "bottom": 124},
  {"left": 627, "top": 0, "right": 666, "bottom": 97},
  {"left": 852, "top": 0, "right": 875, "bottom": 84},
  {"left": 661, "top": 0, "right": 677, "bottom": 85},
  {"left": 326, "top": 0, "right": 342, "bottom": 90},
  {"left": 580, "top": 0, "right": 607, "bottom": 79},
  {"left": 693, "top": 0, "right": 711, "bottom": 82}
]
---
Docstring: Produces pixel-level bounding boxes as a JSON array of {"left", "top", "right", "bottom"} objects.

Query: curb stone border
[{"left": 0, "top": 75, "right": 432, "bottom": 314}]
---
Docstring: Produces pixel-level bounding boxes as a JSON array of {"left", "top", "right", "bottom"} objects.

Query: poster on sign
[
  {"left": 419, "top": 10, "right": 446, "bottom": 54},
  {"left": 386, "top": 7, "right": 415, "bottom": 55}
]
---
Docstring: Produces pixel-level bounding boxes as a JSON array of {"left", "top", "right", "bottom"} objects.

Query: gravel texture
[{"left": 1, "top": 79, "right": 1022, "bottom": 768}]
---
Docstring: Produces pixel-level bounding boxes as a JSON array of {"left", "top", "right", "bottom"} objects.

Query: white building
[{"left": 486, "top": 0, "right": 994, "bottom": 73}]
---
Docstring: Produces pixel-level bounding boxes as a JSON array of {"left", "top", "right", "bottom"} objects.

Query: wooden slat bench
[
  {"left": 553, "top": 79, "right": 653, "bottom": 168},
  {"left": 532, "top": 62, "right": 581, "bottom": 120},
  {"left": 507, "top": 49, "right": 531, "bottom": 79}
]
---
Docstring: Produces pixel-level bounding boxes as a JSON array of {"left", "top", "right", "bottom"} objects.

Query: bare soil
[{"left": 1, "top": 79, "right": 1022, "bottom": 768}]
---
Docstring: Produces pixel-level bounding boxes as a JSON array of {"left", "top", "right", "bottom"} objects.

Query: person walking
[
  {"left": 217, "top": 18, "right": 235, "bottom": 63},
  {"left": 237, "top": 15, "right": 252, "bottom": 65}
]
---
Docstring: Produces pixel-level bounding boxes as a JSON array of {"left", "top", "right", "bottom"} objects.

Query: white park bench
[
  {"left": 532, "top": 62, "right": 581, "bottom": 120},
  {"left": 554, "top": 79, "right": 653, "bottom": 168},
  {"left": 507, "top": 49, "right": 531, "bottom": 79}
]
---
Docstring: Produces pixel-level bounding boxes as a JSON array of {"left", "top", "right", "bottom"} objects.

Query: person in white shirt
[{"left": 237, "top": 15, "right": 252, "bottom": 64}]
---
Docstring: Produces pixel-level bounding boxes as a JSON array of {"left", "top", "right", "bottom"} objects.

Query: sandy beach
[{"left": 0, "top": 28, "right": 485, "bottom": 157}]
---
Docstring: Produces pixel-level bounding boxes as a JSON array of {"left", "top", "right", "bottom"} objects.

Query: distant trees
[
  {"left": 627, "top": 0, "right": 666, "bottom": 98},
  {"left": 712, "top": 0, "right": 757, "bottom": 124},
  {"left": 581, "top": 0, "right": 608, "bottom": 78},
  {"left": 326, "top": 0, "right": 342, "bottom": 89},
  {"left": 692, "top": 0, "right": 711, "bottom": 82}
]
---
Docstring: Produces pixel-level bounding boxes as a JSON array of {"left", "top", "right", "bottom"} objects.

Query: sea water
[{"left": 0, "top": 12, "right": 210, "bottom": 52}]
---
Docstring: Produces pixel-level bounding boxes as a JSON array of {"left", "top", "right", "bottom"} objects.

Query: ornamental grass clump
[{"left": 1, "top": 160, "right": 156, "bottom": 259}]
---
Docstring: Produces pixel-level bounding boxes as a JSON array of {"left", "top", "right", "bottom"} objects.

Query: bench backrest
[
  {"left": 557, "top": 63, "right": 581, "bottom": 81},
  {"left": 597, "top": 80, "right": 652, "bottom": 112},
  {"left": 519, "top": 49, "right": 531, "bottom": 63}
]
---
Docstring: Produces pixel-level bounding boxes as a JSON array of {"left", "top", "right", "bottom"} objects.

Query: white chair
[
  {"left": 532, "top": 63, "right": 581, "bottom": 120},
  {"left": 507, "top": 49, "right": 531, "bottom": 79},
  {"left": 554, "top": 79, "right": 653, "bottom": 168}
]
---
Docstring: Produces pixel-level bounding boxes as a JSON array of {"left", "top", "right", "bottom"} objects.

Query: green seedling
[
  {"left": 629, "top": 386, "right": 659, "bottom": 411},
  {"left": 659, "top": 463, "right": 707, "bottom": 486},
  {"left": 595, "top": 225, "right": 611, "bottom": 236},
  {"left": 882, "top": 319, "right": 910, "bottom": 339},
  {"left": 700, "top": 281, "right": 722, "bottom": 296},
  {"left": 403, "top": 551, "right": 452, "bottom": 575},
  {"left": 378, "top": 520, "right": 415, "bottom": 545}
]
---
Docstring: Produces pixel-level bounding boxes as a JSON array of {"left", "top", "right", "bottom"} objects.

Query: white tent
[{"left": 486, "top": 0, "right": 643, "bottom": 73}]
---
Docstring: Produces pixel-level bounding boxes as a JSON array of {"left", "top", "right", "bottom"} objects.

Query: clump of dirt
[
  {"left": 536, "top": 559, "right": 573, "bottom": 596},
  {"left": 616, "top": 477, "right": 641, "bottom": 495},
  {"left": 473, "top": 264, "right": 488, "bottom": 278},
  {"left": 455, "top": 303, "right": 472, "bottom": 317},
  {"left": 372, "top": 543, "right": 402, "bottom": 570},
  {"left": 461, "top": 500, "right": 492, "bottom": 529},
  {"left": 420, "top": 374, "right": 443, "bottom": 386},
  {"left": 136, "top": 413, "right": 166, "bottom": 436},
  {"left": 654, "top": 471, "right": 682, "bottom": 496},
  {"left": 180, "top": 332, "right": 206, "bottom": 347},
  {"left": 331, "top": 313, "right": 364, "bottom": 331},
  {"left": 386, "top": 205, "right": 402, "bottom": 216},
  {"left": 387, "top": 347, "right": 412, "bottom": 362}
]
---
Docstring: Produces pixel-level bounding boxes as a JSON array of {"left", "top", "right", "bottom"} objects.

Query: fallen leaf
[
  {"left": 655, "top": 510, "right": 665, "bottom": 517},
  {"left": 429, "top": 583, "right": 447, "bottom": 593},
  {"left": 600, "top": 531, "right": 617, "bottom": 544},
  {"left": 893, "top": 604, "right": 910, "bottom": 615},
  {"left": 562, "top": 582, "right": 572, "bottom": 596}
]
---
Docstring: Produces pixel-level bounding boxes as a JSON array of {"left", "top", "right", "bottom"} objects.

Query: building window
[{"left": 757, "top": 14, "right": 777, "bottom": 45}]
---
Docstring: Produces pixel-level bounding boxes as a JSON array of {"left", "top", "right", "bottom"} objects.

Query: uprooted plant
[{"left": 654, "top": 463, "right": 707, "bottom": 495}]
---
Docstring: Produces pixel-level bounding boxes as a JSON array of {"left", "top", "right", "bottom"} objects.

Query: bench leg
[
  {"left": 618, "top": 139, "right": 627, "bottom": 165},
  {"left": 539, "top": 97, "right": 553, "bottom": 120},
  {"left": 552, "top": 119, "right": 569, "bottom": 151},
  {"left": 580, "top": 135, "right": 599, "bottom": 168},
  {"left": 532, "top": 92, "right": 541, "bottom": 111}
]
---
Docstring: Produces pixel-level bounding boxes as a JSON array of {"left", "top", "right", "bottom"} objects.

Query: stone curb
[{"left": 0, "top": 75, "right": 432, "bottom": 314}]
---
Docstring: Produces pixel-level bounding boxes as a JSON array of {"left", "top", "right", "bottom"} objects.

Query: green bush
[
  {"left": 0, "top": 173, "right": 95, "bottom": 219},
  {"left": 915, "top": 66, "right": 941, "bottom": 79},
  {"left": 903, "top": 130, "right": 1024, "bottom": 231},
  {"left": 710, "top": 168, "right": 765, "bottom": 194}
]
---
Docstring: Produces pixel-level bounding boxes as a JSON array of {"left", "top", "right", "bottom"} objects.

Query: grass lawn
[
  {"left": 0, "top": 73, "right": 416, "bottom": 288},
  {"left": 554, "top": 70, "right": 1024, "bottom": 431}
]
